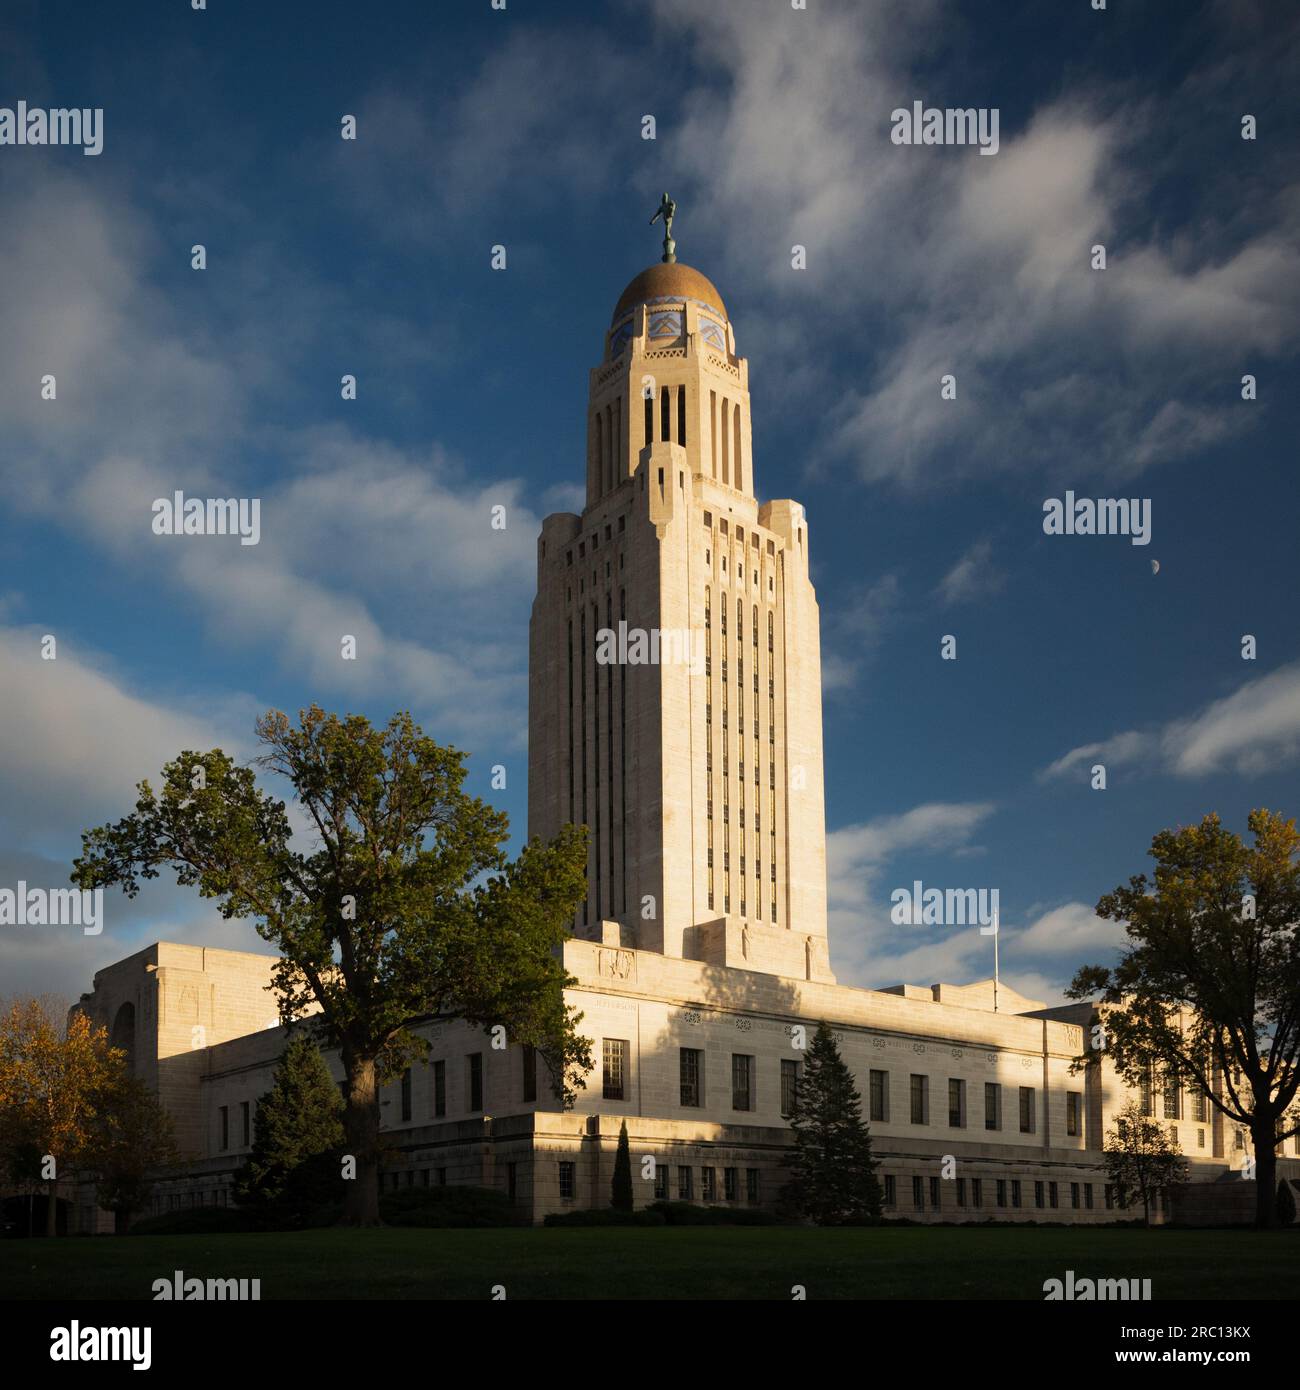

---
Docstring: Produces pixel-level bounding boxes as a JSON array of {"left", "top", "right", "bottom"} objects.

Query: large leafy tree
[
  {"left": 1103, "top": 1100, "right": 1188, "bottom": 1226},
  {"left": 234, "top": 1031, "right": 346, "bottom": 1227},
  {"left": 84, "top": 1072, "right": 179, "bottom": 1232},
  {"left": 1070, "top": 810, "right": 1300, "bottom": 1229},
  {"left": 0, "top": 998, "right": 122, "bottom": 1235},
  {"left": 73, "top": 706, "right": 592, "bottom": 1225},
  {"left": 782, "top": 1021, "right": 881, "bottom": 1225}
]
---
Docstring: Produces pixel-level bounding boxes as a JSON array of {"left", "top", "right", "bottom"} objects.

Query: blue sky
[{"left": 2, "top": 0, "right": 1298, "bottom": 1004}]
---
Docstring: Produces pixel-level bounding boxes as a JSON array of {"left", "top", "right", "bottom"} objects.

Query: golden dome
[{"left": 612, "top": 262, "right": 727, "bottom": 324}]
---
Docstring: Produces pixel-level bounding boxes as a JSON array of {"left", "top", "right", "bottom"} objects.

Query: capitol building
[{"left": 68, "top": 236, "right": 1274, "bottom": 1230}]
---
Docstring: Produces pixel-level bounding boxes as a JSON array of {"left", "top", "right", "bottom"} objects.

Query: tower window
[{"left": 661, "top": 386, "right": 670, "bottom": 441}]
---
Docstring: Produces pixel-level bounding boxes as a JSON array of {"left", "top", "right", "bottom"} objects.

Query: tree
[
  {"left": 234, "top": 1031, "right": 346, "bottom": 1227},
  {"left": 84, "top": 1071, "right": 179, "bottom": 1232},
  {"left": 3, "top": 1136, "right": 46, "bottom": 1237},
  {"left": 1070, "top": 810, "right": 1300, "bottom": 1229},
  {"left": 1277, "top": 1178, "right": 1298, "bottom": 1227},
  {"left": 782, "top": 1021, "right": 881, "bottom": 1225},
  {"left": 611, "top": 1120, "right": 633, "bottom": 1213},
  {"left": 0, "top": 998, "right": 121, "bottom": 1235},
  {"left": 1104, "top": 1100, "right": 1188, "bottom": 1226},
  {"left": 72, "top": 706, "right": 592, "bottom": 1225}
]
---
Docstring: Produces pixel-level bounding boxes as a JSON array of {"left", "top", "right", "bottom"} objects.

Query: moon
[{"left": 1151, "top": 560, "right": 1160, "bottom": 575}]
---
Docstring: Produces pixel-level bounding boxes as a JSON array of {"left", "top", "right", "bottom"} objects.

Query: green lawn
[{"left": 1, "top": 1226, "right": 1295, "bottom": 1299}]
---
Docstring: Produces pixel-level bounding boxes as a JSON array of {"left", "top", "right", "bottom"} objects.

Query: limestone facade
[
  {"left": 528, "top": 260, "right": 830, "bottom": 982},
  {"left": 55, "top": 255, "right": 1300, "bottom": 1230},
  {"left": 64, "top": 936, "right": 1299, "bottom": 1228}
]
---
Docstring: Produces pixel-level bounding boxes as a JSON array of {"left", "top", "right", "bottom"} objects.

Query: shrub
[
  {"left": 380, "top": 1184, "right": 524, "bottom": 1228},
  {"left": 543, "top": 1207, "right": 666, "bottom": 1227},
  {"left": 647, "top": 1201, "right": 778, "bottom": 1226},
  {"left": 1276, "top": 1179, "right": 1298, "bottom": 1226},
  {"left": 127, "top": 1207, "right": 255, "bottom": 1237}
]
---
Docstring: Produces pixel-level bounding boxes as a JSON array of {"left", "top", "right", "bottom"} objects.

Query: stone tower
[{"left": 528, "top": 243, "right": 833, "bottom": 983}]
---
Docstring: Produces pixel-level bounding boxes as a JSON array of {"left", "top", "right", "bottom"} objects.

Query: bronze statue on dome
[{"left": 650, "top": 192, "right": 677, "bottom": 263}]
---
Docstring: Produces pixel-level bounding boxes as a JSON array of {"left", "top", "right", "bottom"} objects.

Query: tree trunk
[
  {"left": 341, "top": 1052, "right": 382, "bottom": 1226},
  {"left": 1251, "top": 1120, "right": 1278, "bottom": 1230},
  {"left": 45, "top": 1175, "right": 58, "bottom": 1237}
]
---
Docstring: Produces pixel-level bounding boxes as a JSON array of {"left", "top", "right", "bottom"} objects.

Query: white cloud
[
  {"left": 823, "top": 573, "right": 903, "bottom": 691},
  {"left": 1014, "top": 901, "right": 1125, "bottom": 957},
  {"left": 1040, "top": 730, "right": 1151, "bottom": 782},
  {"left": 1164, "top": 662, "right": 1300, "bottom": 776},
  {"left": 0, "top": 624, "right": 253, "bottom": 847},
  {"left": 647, "top": 1, "right": 1300, "bottom": 489},
  {"left": 936, "top": 539, "right": 1005, "bottom": 607},
  {"left": 827, "top": 800, "right": 998, "bottom": 919},
  {"left": 1041, "top": 662, "right": 1300, "bottom": 782},
  {"left": 0, "top": 168, "right": 545, "bottom": 749}
]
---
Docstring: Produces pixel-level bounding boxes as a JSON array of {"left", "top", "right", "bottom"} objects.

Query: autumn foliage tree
[
  {"left": 0, "top": 998, "right": 121, "bottom": 1235},
  {"left": 1071, "top": 810, "right": 1300, "bottom": 1229},
  {"left": 73, "top": 706, "right": 592, "bottom": 1226}
]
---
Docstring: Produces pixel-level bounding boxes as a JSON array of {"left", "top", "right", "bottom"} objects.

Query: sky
[{"left": 1, "top": 0, "right": 1297, "bottom": 1007}]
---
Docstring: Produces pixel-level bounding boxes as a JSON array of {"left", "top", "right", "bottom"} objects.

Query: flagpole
[{"left": 993, "top": 910, "right": 1000, "bottom": 1013}]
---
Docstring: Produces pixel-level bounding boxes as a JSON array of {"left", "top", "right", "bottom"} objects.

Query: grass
[{"left": 1, "top": 1225, "right": 1295, "bottom": 1299}]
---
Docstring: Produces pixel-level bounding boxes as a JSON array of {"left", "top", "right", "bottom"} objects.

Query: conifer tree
[
  {"left": 611, "top": 1120, "right": 634, "bottom": 1212},
  {"left": 234, "top": 1031, "right": 345, "bottom": 1226},
  {"left": 783, "top": 1021, "right": 881, "bottom": 1225}
]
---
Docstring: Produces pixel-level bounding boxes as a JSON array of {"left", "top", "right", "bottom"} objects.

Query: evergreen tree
[
  {"left": 783, "top": 1021, "right": 881, "bottom": 1225},
  {"left": 611, "top": 1120, "right": 633, "bottom": 1212},
  {"left": 1276, "top": 1179, "right": 1297, "bottom": 1227},
  {"left": 234, "top": 1032, "right": 345, "bottom": 1227}
]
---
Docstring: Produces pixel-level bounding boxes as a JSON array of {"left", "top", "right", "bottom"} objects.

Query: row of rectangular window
[
  {"left": 878, "top": 1073, "right": 1080, "bottom": 1137},
  {"left": 883, "top": 1175, "right": 1108, "bottom": 1212},
  {"left": 558, "top": 1161, "right": 760, "bottom": 1204},
  {"left": 367, "top": 1050, "right": 1090, "bottom": 1140},
  {"left": 1138, "top": 1068, "right": 1213, "bottom": 1122}
]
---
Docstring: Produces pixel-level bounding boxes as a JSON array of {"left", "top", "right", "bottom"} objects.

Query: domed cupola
[
  {"left": 606, "top": 194, "right": 731, "bottom": 359},
  {"left": 586, "top": 195, "right": 751, "bottom": 506}
]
